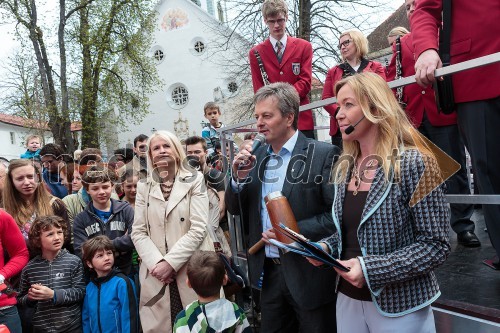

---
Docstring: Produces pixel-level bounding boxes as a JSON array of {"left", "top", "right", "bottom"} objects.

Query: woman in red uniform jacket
[{"left": 322, "top": 30, "right": 386, "bottom": 147}]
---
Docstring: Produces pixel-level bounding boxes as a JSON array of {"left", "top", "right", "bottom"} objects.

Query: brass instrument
[{"left": 254, "top": 50, "right": 270, "bottom": 86}]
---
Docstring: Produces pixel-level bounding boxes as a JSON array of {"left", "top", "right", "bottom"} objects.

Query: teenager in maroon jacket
[
  {"left": 249, "top": 0, "right": 315, "bottom": 139},
  {"left": 412, "top": 0, "right": 500, "bottom": 269},
  {"left": 387, "top": 0, "right": 479, "bottom": 247},
  {"left": 322, "top": 30, "right": 385, "bottom": 147}
]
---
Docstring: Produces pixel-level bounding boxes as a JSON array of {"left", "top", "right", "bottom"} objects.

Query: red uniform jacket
[
  {"left": 411, "top": 0, "right": 500, "bottom": 103},
  {"left": 249, "top": 36, "right": 314, "bottom": 131},
  {"left": 386, "top": 33, "right": 456, "bottom": 127},
  {"left": 322, "top": 61, "right": 385, "bottom": 136}
]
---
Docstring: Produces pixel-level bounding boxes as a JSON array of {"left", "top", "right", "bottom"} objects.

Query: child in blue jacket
[
  {"left": 20, "top": 135, "right": 41, "bottom": 160},
  {"left": 82, "top": 236, "right": 138, "bottom": 333}
]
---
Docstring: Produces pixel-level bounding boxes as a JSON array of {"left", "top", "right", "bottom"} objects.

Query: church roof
[{"left": 367, "top": 5, "right": 409, "bottom": 56}]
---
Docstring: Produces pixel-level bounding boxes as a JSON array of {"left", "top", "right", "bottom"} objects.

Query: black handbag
[{"left": 434, "top": 0, "right": 456, "bottom": 114}]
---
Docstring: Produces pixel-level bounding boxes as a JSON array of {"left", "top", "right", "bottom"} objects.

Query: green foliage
[{"left": 0, "top": 0, "right": 161, "bottom": 150}]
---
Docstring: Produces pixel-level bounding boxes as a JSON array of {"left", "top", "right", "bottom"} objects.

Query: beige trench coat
[{"left": 131, "top": 170, "right": 213, "bottom": 333}]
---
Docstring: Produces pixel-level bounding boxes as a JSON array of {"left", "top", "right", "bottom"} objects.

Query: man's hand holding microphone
[{"left": 232, "top": 133, "right": 266, "bottom": 182}]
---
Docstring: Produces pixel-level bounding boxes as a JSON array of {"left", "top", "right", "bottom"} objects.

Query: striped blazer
[{"left": 324, "top": 149, "right": 451, "bottom": 316}]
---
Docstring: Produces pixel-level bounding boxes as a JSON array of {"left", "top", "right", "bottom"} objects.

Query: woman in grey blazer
[{"left": 310, "top": 73, "right": 451, "bottom": 333}]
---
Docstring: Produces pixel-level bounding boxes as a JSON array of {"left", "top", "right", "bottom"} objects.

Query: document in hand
[{"left": 270, "top": 223, "right": 350, "bottom": 272}]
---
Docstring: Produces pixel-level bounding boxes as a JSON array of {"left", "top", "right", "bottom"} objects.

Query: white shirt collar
[
  {"left": 267, "top": 130, "right": 298, "bottom": 155},
  {"left": 269, "top": 35, "right": 288, "bottom": 50}
]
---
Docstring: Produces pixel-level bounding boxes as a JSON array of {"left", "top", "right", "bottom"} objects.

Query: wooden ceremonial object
[
  {"left": 248, "top": 191, "right": 299, "bottom": 255},
  {"left": 248, "top": 239, "right": 265, "bottom": 255},
  {"left": 265, "top": 191, "right": 300, "bottom": 243}
]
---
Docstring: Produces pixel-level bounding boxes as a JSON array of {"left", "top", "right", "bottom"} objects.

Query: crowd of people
[
  {"left": 0, "top": 0, "right": 497, "bottom": 332},
  {"left": 0, "top": 129, "right": 242, "bottom": 333}
]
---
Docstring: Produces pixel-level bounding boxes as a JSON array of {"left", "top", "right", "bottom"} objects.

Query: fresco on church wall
[{"left": 160, "top": 8, "right": 190, "bottom": 32}]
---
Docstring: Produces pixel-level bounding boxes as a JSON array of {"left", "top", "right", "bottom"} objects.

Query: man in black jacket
[{"left": 226, "top": 82, "right": 340, "bottom": 332}]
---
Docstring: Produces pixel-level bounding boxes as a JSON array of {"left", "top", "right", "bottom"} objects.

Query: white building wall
[
  {"left": 0, "top": 123, "right": 53, "bottom": 160},
  {"left": 115, "top": 0, "right": 249, "bottom": 147}
]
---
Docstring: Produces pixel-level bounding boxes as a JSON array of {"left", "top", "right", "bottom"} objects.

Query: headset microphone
[{"left": 344, "top": 116, "right": 366, "bottom": 135}]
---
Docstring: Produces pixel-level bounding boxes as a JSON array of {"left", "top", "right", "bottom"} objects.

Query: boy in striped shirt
[
  {"left": 173, "top": 251, "right": 251, "bottom": 333},
  {"left": 17, "top": 216, "right": 85, "bottom": 333}
]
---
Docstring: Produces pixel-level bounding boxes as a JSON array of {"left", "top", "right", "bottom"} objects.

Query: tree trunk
[
  {"left": 298, "top": 0, "right": 312, "bottom": 41},
  {"left": 59, "top": 0, "right": 75, "bottom": 152},
  {"left": 20, "top": 0, "right": 72, "bottom": 152},
  {"left": 79, "top": 7, "right": 99, "bottom": 148}
]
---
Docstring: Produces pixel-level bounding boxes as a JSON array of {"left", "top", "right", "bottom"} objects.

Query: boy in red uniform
[{"left": 249, "top": 0, "right": 315, "bottom": 139}]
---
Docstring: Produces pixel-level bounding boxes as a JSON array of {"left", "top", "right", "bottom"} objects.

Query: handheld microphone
[
  {"left": 251, "top": 133, "right": 266, "bottom": 152},
  {"left": 344, "top": 116, "right": 366, "bottom": 135},
  {"left": 237, "top": 133, "right": 266, "bottom": 171}
]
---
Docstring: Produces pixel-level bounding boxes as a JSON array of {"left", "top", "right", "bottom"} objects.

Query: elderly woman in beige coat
[{"left": 131, "top": 130, "right": 214, "bottom": 332}]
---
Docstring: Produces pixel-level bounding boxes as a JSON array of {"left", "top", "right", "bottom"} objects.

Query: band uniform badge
[{"left": 292, "top": 63, "right": 300, "bottom": 75}]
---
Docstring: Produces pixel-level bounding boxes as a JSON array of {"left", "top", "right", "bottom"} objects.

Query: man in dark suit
[
  {"left": 249, "top": 0, "right": 314, "bottom": 139},
  {"left": 411, "top": 0, "right": 500, "bottom": 268},
  {"left": 225, "top": 82, "right": 340, "bottom": 332},
  {"left": 386, "top": 0, "right": 479, "bottom": 247}
]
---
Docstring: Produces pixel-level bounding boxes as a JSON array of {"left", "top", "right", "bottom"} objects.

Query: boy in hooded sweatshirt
[{"left": 73, "top": 165, "right": 135, "bottom": 275}]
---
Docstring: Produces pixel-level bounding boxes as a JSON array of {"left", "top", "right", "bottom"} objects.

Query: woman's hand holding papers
[{"left": 334, "top": 258, "right": 366, "bottom": 288}]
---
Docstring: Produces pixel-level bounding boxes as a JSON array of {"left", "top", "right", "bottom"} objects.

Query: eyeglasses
[
  {"left": 338, "top": 39, "right": 352, "bottom": 49},
  {"left": 266, "top": 18, "right": 286, "bottom": 25}
]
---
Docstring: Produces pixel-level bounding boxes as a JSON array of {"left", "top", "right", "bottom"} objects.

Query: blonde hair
[
  {"left": 3, "top": 159, "right": 54, "bottom": 228},
  {"left": 146, "top": 130, "right": 190, "bottom": 181},
  {"left": 261, "top": 0, "right": 288, "bottom": 20},
  {"left": 340, "top": 30, "right": 369, "bottom": 60},
  {"left": 388, "top": 26, "right": 409, "bottom": 38},
  {"left": 333, "top": 73, "right": 433, "bottom": 183},
  {"left": 25, "top": 135, "right": 41, "bottom": 145}
]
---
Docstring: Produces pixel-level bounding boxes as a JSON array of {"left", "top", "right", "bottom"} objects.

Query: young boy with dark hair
[
  {"left": 73, "top": 165, "right": 135, "bottom": 275},
  {"left": 173, "top": 251, "right": 251, "bottom": 333},
  {"left": 201, "top": 102, "right": 225, "bottom": 155},
  {"left": 82, "top": 235, "right": 138, "bottom": 333},
  {"left": 20, "top": 135, "right": 42, "bottom": 160},
  {"left": 17, "top": 215, "right": 85, "bottom": 333}
]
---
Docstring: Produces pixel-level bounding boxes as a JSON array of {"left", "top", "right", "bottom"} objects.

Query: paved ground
[
  {"left": 242, "top": 208, "right": 500, "bottom": 332},
  {"left": 435, "top": 208, "right": 500, "bottom": 310}
]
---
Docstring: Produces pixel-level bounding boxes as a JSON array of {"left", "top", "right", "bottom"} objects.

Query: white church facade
[{"left": 107, "top": 0, "right": 252, "bottom": 152}]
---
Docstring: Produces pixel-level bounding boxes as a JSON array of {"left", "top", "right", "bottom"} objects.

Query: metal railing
[{"left": 218, "top": 52, "right": 500, "bottom": 257}]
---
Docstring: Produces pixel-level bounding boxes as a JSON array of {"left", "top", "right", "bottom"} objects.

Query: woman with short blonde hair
[
  {"left": 132, "top": 130, "right": 214, "bottom": 333},
  {"left": 321, "top": 30, "right": 386, "bottom": 148}
]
